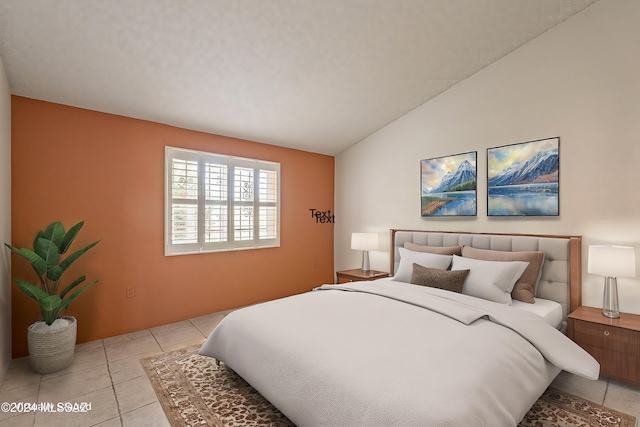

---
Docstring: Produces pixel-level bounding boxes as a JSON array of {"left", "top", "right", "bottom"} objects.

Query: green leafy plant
[{"left": 4, "top": 221, "right": 100, "bottom": 325}]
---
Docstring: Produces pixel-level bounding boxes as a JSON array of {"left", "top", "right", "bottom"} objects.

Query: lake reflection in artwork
[
  {"left": 488, "top": 183, "right": 558, "bottom": 216},
  {"left": 422, "top": 191, "right": 477, "bottom": 216},
  {"left": 487, "top": 138, "right": 559, "bottom": 216}
]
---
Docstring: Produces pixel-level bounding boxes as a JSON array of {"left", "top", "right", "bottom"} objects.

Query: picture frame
[
  {"left": 421, "top": 151, "right": 477, "bottom": 217},
  {"left": 487, "top": 137, "right": 559, "bottom": 216}
]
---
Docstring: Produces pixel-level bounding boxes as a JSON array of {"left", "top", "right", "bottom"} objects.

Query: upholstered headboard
[{"left": 390, "top": 230, "right": 582, "bottom": 321}]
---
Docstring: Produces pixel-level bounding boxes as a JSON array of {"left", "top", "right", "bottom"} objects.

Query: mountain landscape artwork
[
  {"left": 421, "top": 151, "right": 477, "bottom": 216},
  {"left": 487, "top": 137, "right": 559, "bottom": 216}
]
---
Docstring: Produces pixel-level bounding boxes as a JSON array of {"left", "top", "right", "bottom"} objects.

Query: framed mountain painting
[
  {"left": 421, "top": 151, "right": 477, "bottom": 217},
  {"left": 487, "top": 137, "right": 559, "bottom": 216}
]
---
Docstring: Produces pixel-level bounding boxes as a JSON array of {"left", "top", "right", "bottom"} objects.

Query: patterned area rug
[{"left": 142, "top": 346, "right": 636, "bottom": 427}]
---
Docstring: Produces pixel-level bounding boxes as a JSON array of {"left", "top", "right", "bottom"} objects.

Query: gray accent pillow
[{"left": 410, "top": 263, "right": 469, "bottom": 294}]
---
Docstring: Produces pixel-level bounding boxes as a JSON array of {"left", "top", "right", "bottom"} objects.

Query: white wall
[
  {"left": 0, "top": 54, "right": 11, "bottom": 382},
  {"left": 335, "top": 0, "right": 640, "bottom": 314}
]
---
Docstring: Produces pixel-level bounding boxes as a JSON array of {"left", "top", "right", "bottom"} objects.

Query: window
[{"left": 165, "top": 146, "right": 280, "bottom": 255}]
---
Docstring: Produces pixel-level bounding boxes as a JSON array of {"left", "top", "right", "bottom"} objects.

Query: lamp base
[
  {"left": 361, "top": 250, "right": 370, "bottom": 272},
  {"left": 602, "top": 276, "right": 620, "bottom": 319}
]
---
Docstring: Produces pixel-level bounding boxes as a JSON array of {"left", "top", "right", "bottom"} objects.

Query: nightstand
[
  {"left": 335, "top": 269, "right": 389, "bottom": 284},
  {"left": 568, "top": 306, "right": 640, "bottom": 386}
]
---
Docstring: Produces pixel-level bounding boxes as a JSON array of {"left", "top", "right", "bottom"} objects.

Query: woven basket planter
[{"left": 27, "top": 316, "right": 77, "bottom": 374}]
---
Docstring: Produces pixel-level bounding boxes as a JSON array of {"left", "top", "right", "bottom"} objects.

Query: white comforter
[{"left": 199, "top": 279, "right": 599, "bottom": 427}]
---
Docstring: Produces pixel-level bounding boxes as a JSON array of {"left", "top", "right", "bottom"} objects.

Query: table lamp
[
  {"left": 351, "top": 233, "right": 379, "bottom": 272},
  {"left": 588, "top": 245, "right": 636, "bottom": 318}
]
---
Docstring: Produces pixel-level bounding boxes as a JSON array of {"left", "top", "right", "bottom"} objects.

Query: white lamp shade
[
  {"left": 351, "top": 233, "right": 379, "bottom": 251},
  {"left": 588, "top": 245, "right": 636, "bottom": 278}
]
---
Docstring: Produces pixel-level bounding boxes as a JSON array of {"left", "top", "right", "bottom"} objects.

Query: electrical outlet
[{"left": 126, "top": 287, "right": 135, "bottom": 298}]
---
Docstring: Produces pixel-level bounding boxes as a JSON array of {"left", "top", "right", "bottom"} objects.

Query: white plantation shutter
[
  {"left": 165, "top": 146, "right": 280, "bottom": 255},
  {"left": 258, "top": 169, "right": 278, "bottom": 240}
]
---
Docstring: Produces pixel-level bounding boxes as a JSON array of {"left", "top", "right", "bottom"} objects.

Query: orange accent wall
[{"left": 10, "top": 96, "right": 335, "bottom": 357}]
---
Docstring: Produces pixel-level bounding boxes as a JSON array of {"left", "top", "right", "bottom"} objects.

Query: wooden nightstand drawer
[
  {"left": 568, "top": 306, "right": 640, "bottom": 386},
  {"left": 573, "top": 320, "right": 639, "bottom": 354},
  {"left": 577, "top": 343, "right": 640, "bottom": 383}
]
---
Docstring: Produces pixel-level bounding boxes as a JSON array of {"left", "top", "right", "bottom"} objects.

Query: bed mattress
[{"left": 511, "top": 298, "right": 563, "bottom": 329}]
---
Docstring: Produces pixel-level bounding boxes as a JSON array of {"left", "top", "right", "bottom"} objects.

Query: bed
[{"left": 199, "top": 230, "right": 599, "bottom": 426}]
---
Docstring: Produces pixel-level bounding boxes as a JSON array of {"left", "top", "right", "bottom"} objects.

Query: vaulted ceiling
[{"left": 0, "top": 0, "right": 598, "bottom": 155}]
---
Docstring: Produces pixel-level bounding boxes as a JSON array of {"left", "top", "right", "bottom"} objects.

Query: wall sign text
[{"left": 309, "top": 209, "right": 335, "bottom": 223}]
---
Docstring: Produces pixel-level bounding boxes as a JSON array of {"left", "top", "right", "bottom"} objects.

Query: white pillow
[
  {"left": 394, "top": 248, "right": 453, "bottom": 283},
  {"left": 451, "top": 255, "right": 529, "bottom": 305}
]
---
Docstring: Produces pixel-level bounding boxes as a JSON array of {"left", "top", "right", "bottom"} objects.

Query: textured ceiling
[{"left": 0, "top": 0, "right": 598, "bottom": 155}]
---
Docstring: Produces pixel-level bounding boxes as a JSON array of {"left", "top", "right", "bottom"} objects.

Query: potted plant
[{"left": 4, "top": 221, "right": 100, "bottom": 374}]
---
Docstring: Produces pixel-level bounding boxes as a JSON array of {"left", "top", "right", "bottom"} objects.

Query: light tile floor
[
  {"left": 1, "top": 308, "right": 639, "bottom": 427},
  {"left": 0, "top": 310, "right": 228, "bottom": 427}
]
